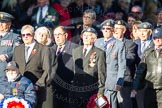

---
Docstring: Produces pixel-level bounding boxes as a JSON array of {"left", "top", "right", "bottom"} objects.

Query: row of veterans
[{"left": 0, "top": 11, "right": 162, "bottom": 108}]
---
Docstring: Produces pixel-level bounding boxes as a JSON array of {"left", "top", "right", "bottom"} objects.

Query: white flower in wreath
[{"left": 2, "top": 97, "right": 30, "bottom": 108}]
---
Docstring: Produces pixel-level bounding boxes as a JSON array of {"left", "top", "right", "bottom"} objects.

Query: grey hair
[
  {"left": 131, "top": 5, "right": 143, "bottom": 12},
  {"left": 34, "top": 26, "right": 52, "bottom": 46},
  {"left": 21, "top": 25, "right": 35, "bottom": 34},
  {"left": 83, "top": 9, "right": 96, "bottom": 20}
]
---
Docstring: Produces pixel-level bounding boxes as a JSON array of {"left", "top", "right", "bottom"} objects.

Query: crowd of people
[{"left": 0, "top": 0, "right": 162, "bottom": 108}]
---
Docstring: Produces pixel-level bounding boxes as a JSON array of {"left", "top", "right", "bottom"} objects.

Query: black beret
[
  {"left": 100, "top": 19, "right": 115, "bottom": 27},
  {"left": 81, "top": 27, "right": 98, "bottom": 36},
  {"left": 152, "top": 28, "right": 162, "bottom": 38},
  {"left": 0, "top": 12, "right": 14, "bottom": 22},
  {"left": 137, "top": 22, "right": 152, "bottom": 29},
  {"left": 115, "top": 20, "right": 126, "bottom": 26},
  {"left": 155, "top": 8, "right": 162, "bottom": 15}
]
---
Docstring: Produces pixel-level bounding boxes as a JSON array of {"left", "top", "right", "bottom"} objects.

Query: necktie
[
  {"left": 25, "top": 46, "right": 30, "bottom": 62},
  {"left": 141, "top": 42, "right": 146, "bottom": 54},
  {"left": 156, "top": 48, "right": 160, "bottom": 58},
  {"left": 39, "top": 7, "right": 43, "bottom": 22},
  {"left": 83, "top": 48, "right": 87, "bottom": 57},
  {"left": 104, "top": 37, "right": 115, "bottom": 50},
  {"left": 104, "top": 41, "right": 108, "bottom": 49},
  {"left": 56, "top": 47, "right": 62, "bottom": 56}
]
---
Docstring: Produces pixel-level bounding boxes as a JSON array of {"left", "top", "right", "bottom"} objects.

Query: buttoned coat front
[
  {"left": 104, "top": 39, "right": 126, "bottom": 91},
  {"left": 12, "top": 42, "right": 52, "bottom": 108},
  {"left": 71, "top": 45, "right": 106, "bottom": 107}
]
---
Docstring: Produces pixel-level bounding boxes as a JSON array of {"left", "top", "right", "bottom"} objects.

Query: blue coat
[
  {"left": 104, "top": 39, "right": 126, "bottom": 91},
  {"left": 95, "top": 37, "right": 116, "bottom": 51},
  {"left": 0, "top": 31, "right": 20, "bottom": 76},
  {"left": 0, "top": 74, "right": 36, "bottom": 107}
]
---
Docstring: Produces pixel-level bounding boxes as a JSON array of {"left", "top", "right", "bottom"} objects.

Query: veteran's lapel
[
  {"left": 83, "top": 46, "right": 94, "bottom": 67},
  {"left": 106, "top": 41, "right": 115, "bottom": 56},
  {"left": 21, "top": 44, "right": 26, "bottom": 64},
  {"left": 27, "top": 43, "right": 38, "bottom": 63}
]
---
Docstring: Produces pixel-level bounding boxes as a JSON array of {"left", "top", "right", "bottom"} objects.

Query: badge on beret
[
  {"left": 106, "top": 22, "right": 110, "bottom": 26},
  {"left": 0, "top": 13, "right": 3, "bottom": 19},
  {"left": 143, "top": 24, "right": 147, "bottom": 28},
  {"left": 7, "top": 62, "right": 12, "bottom": 67},
  {"left": 117, "top": 21, "right": 122, "bottom": 25},
  {"left": 155, "top": 29, "right": 159, "bottom": 33}
]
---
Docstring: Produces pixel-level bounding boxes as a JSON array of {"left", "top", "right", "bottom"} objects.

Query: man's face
[
  {"left": 61, "top": 0, "right": 71, "bottom": 8},
  {"left": 53, "top": 27, "right": 67, "bottom": 46},
  {"left": 83, "top": 13, "right": 95, "bottom": 26},
  {"left": 101, "top": 25, "right": 113, "bottom": 39},
  {"left": 0, "top": 21, "right": 11, "bottom": 33},
  {"left": 157, "top": 12, "right": 162, "bottom": 24},
  {"left": 37, "top": 0, "right": 48, "bottom": 7},
  {"left": 82, "top": 32, "right": 96, "bottom": 45},
  {"left": 113, "top": 25, "right": 126, "bottom": 39},
  {"left": 6, "top": 69, "right": 18, "bottom": 82},
  {"left": 21, "top": 28, "right": 34, "bottom": 45},
  {"left": 153, "top": 37, "right": 162, "bottom": 48},
  {"left": 131, "top": 7, "right": 143, "bottom": 19},
  {"left": 138, "top": 29, "right": 151, "bottom": 41}
]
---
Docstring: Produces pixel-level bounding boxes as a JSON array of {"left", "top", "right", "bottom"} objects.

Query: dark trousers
[
  {"left": 144, "top": 88, "right": 162, "bottom": 108},
  {"left": 36, "top": 86, "right": 53, "bottom": 108}
]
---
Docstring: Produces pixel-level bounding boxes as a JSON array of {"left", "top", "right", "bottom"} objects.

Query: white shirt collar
[{"left": 83, "top": 45, "right": 93, "bottom": 56}]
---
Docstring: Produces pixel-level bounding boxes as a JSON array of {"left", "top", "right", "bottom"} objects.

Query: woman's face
[
  {"left": 132, "top": 25, "right": 139, "bottom": 40},
  {"left": 35, "top": 29, "right": 49, "bottom": 45}
]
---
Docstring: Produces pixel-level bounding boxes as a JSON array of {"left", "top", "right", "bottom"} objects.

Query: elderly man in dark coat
[
  {"left": 71, "top": 27, "right": 106, "bottom": 108},
  {"left": 12, "top": 25, "right": 57, "bottom": 108},
  {"left": 52, "top": 26, "right": 79, "bottom": 108}
]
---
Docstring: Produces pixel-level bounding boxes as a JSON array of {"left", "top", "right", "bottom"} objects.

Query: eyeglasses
[
  {"left": 21, "top": 33, "right": 33, "bottom": 37},
  {"left": 54, "top": 33, "right": 65, "bottom": 36},
  {"left": 83, "top": 16, "right": 94, "bottom": 19},
  {"left": 131, "top": 11, "right": 142, "bottom": 14},
  {"left": 102, "top": 27, "right": 112, "bottom": 30},
  {"left": 6, "top": 69, "right": 17, "bottom": 72}
]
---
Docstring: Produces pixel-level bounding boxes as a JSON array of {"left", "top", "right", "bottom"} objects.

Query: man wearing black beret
[
  {"left": 0, "top": 12, "right": 20, "bottom": 76},
  {"left": 132, "top": 27, "right": 162, "bottom": 108}
]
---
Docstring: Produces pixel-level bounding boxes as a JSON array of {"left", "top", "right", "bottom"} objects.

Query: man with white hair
[{"left": 71, "top": 27, "right": 106, "bottom": 108}]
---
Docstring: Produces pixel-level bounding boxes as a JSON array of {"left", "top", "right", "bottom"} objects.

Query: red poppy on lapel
[
  {"left": 89, "top": 52, "right": 97, "bottom": 67},
  {"left": 107, "top": 43, "right": 114, "bottom": 49},
  {"left": 31, "top": 49, "right": 36, "bottom": 55},
  {"left": 16, "top": 82, "right": 20, "bottom": 87}
]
